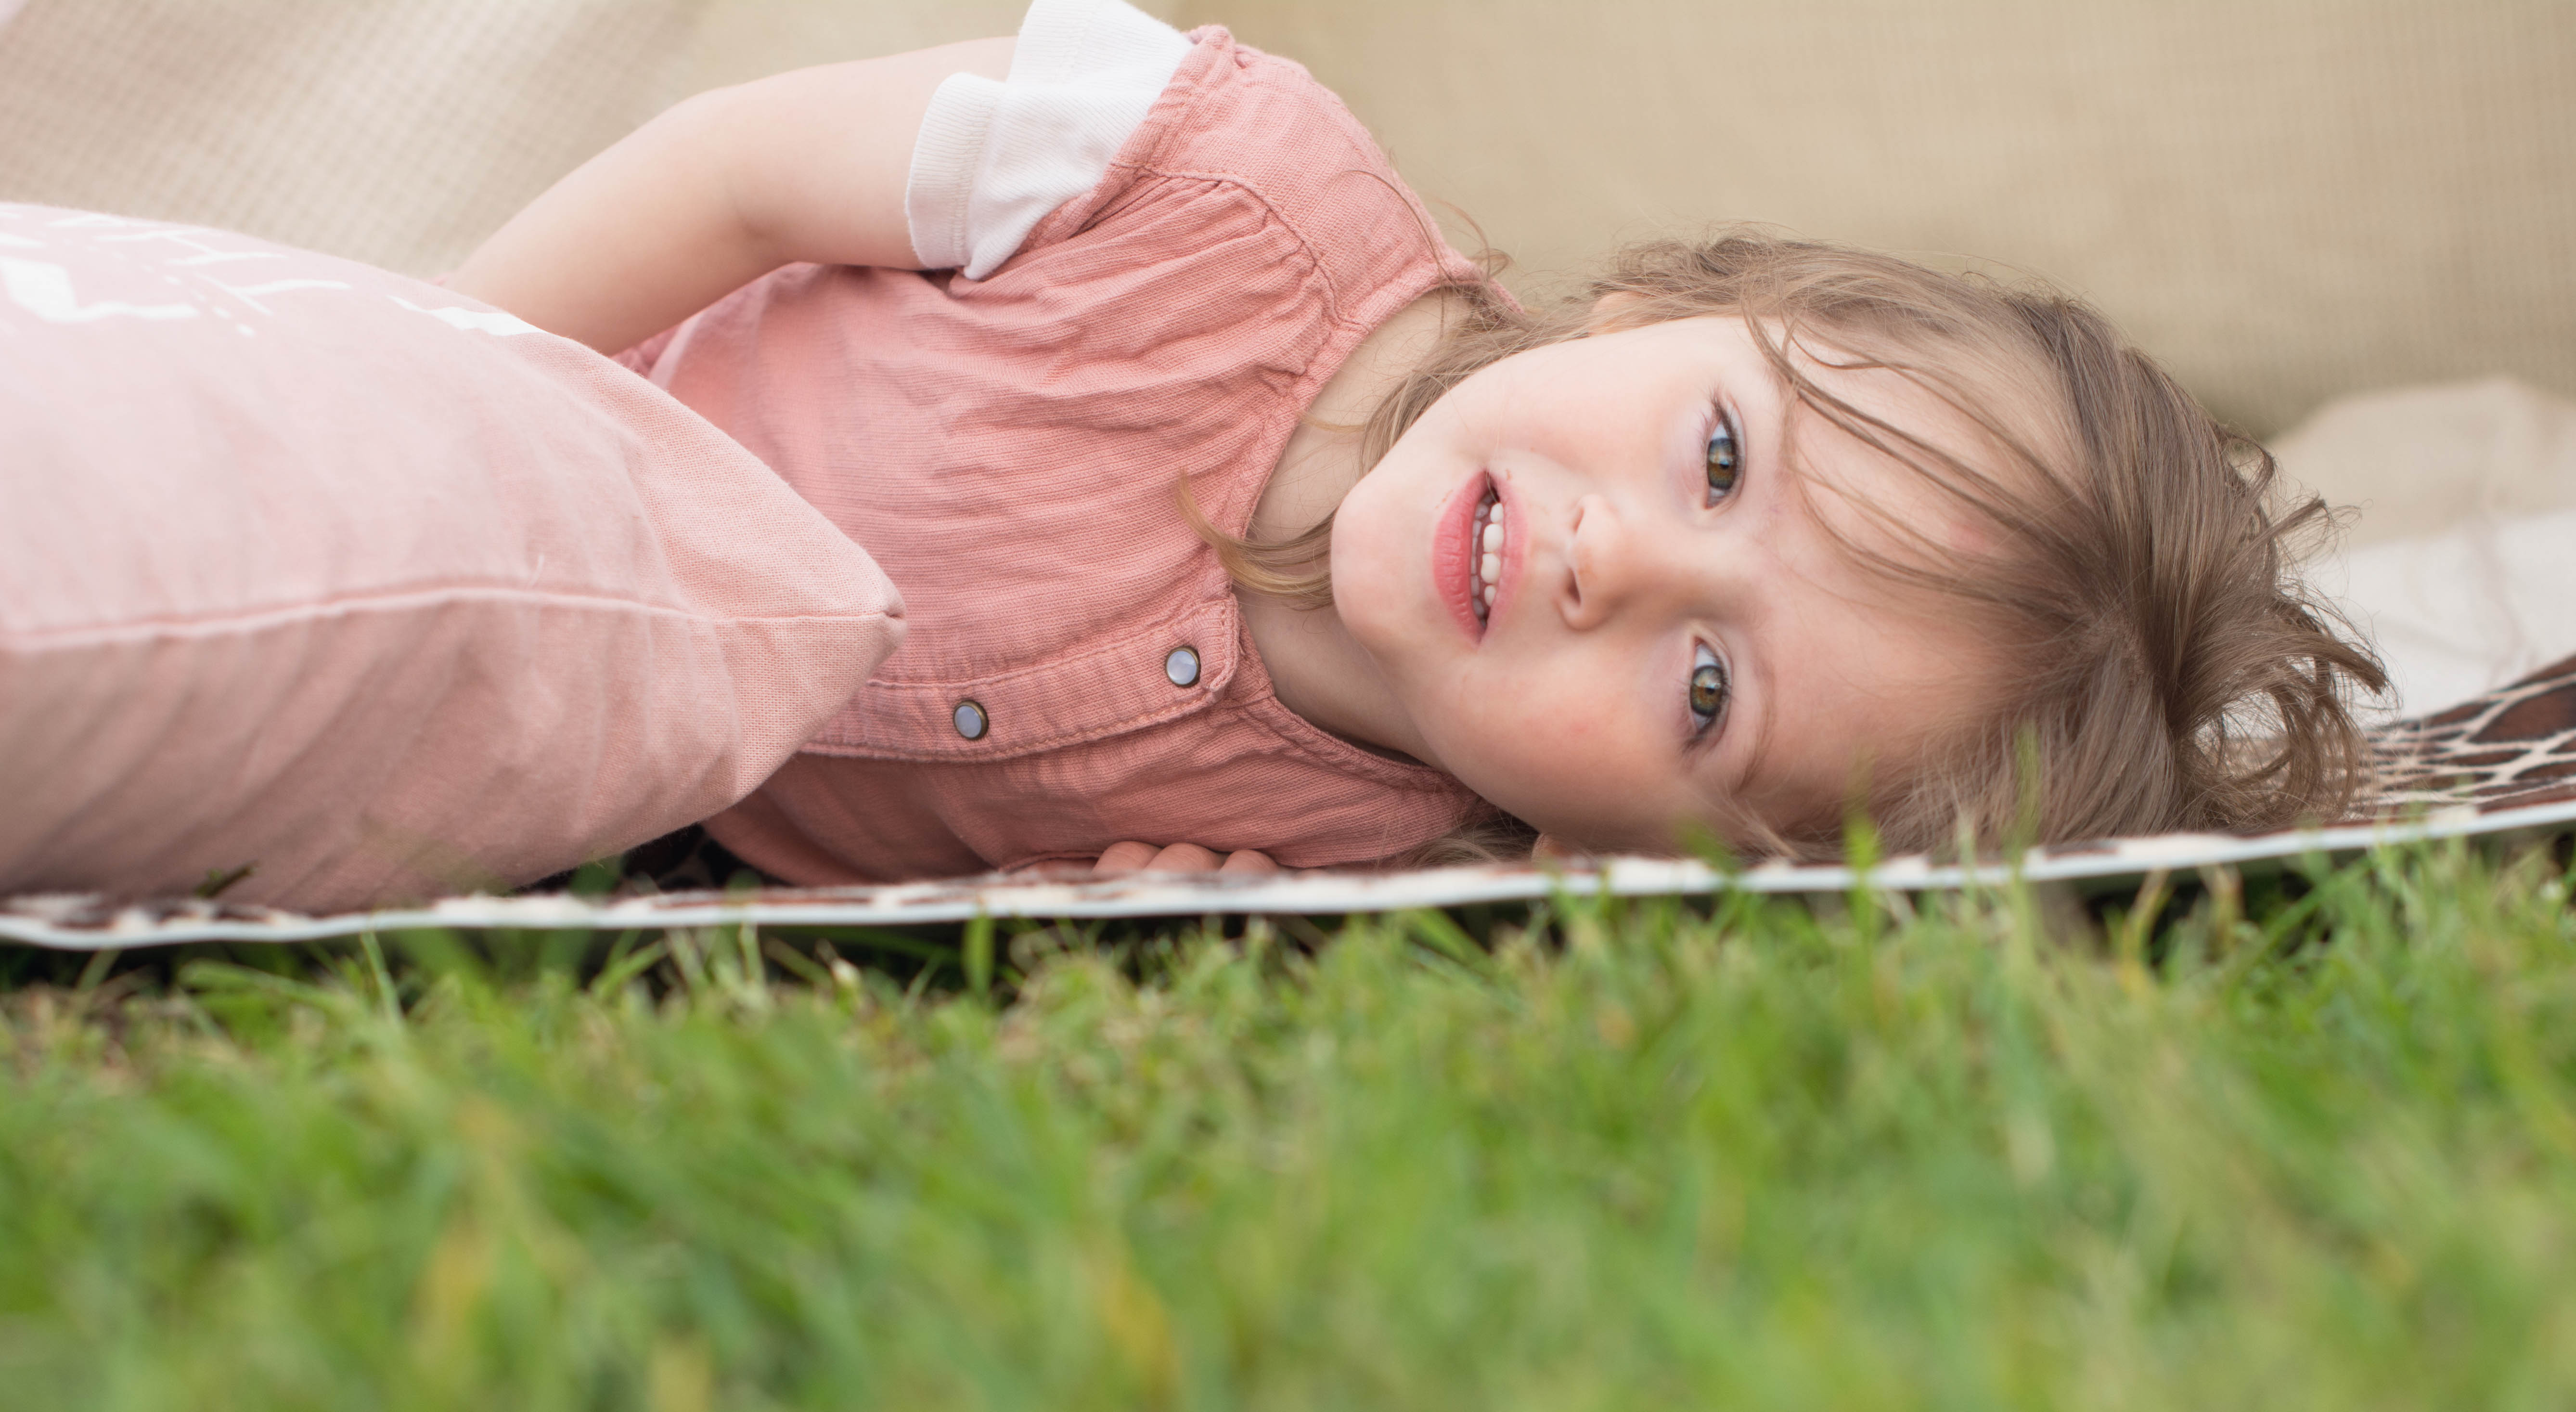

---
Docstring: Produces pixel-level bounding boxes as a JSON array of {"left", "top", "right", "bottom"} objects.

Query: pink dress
[{"left": 628, "top": 14, "right": 1488, "bottom": 881}]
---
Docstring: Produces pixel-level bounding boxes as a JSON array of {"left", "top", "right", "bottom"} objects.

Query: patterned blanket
[{"left": 2372, "top": 652, "right": 2576, "bottom": 815}]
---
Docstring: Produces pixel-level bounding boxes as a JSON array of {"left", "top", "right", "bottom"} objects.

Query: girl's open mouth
[
  {"left": 1436, "top": 471, "right": 1507, "bottom": 642},
  {"left": 1468, "top": 487, "right": 1502, "bottom": 622}
]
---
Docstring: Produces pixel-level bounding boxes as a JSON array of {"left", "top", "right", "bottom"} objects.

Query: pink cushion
[{"left": 0, "top": 205, "right": 905, "bottom": 912}]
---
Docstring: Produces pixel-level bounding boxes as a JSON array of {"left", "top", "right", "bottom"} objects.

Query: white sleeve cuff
[{"left": 903, "top": 0, "right": 1194, "bottom": 279}]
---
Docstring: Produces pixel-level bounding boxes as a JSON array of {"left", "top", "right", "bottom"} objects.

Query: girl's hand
[
  {"left": 449, "top": 36, "right": 1014, "bottom": 355},
  {"left": 1093, "top": 842, "right": 1294, "bottom": 877}
]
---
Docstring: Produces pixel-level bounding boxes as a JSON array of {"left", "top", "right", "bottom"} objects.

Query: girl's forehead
[
  {"left": 1783, "top": 343, "right": 2055, "bottom": 503},
  {"left": 1567, "top": 310, "right": 2048, "bottom": 569},
  {"left": 1766, "top": 376, "right": 2030, "bottom": 625},
  {"left": 1618, "top": 315, "right": 2044, "bottom": 457}
]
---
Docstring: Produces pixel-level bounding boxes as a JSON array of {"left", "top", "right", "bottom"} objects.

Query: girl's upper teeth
[{"left": 1471, "top": 489, "right": 1503, "bottom": 619}]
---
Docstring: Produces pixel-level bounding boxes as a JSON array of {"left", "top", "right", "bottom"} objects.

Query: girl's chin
[{"left": 1327, "top": 545, "right": 1430, "bottom": 639}]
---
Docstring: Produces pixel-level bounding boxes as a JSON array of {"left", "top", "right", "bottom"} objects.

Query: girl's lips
[{"left": 1433, "top": 471, "right": 1493, "bottom": 642}]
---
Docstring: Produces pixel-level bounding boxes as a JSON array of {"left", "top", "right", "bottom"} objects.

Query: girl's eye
[
  {"left": 1705, "top": 412, "right": 1742, "bottom": 504},
  {"left": 1688, "top": 642, "right": 1730, "bottom": 737}
]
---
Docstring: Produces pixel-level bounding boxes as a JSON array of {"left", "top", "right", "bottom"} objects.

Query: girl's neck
[{"left": 1238, "top": 289, "right": 1466, "bottom": 767}]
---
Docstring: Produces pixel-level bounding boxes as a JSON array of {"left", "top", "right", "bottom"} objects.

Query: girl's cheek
[{"left": 1545, "top": 711, "right": 1614, "bottom": 755}]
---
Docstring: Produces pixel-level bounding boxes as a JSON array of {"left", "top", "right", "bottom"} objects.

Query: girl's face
[{"left": 1331, "top": 314, "right": 2008, "bottom": 852}]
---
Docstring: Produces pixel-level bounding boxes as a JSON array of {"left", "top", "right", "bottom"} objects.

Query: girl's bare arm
[{"left": 448, "top": 37, "right": 1014, "bottom": 355}]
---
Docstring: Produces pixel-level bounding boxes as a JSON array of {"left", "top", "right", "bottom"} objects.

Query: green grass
[{"left": 6, "top": 842, "right": 2576, "bottom": 1410}]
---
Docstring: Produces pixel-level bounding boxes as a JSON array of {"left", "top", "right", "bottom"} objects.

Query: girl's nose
[
  {"left": 1558, "top": 491, "right": 1706, "bottom": 631},
  {"left": 1558, "top": 492, "right": 1637, "bottom": 630}
]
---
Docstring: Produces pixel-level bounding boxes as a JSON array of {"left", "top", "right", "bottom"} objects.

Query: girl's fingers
[
  {"left": 1140, "top": 842, "right": 1223, "bottom": 873},
  {"left": 1093, "top": 841, "right": 1220, "bottom": 873},
  {"left": 1093, "top": 841, "right": 1163, "bottom": 872},
  {"left": 1092, "top": 842, "right": 1285, "bottom": 875}
]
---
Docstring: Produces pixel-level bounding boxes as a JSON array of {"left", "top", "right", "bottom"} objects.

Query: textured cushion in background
[
  {"left": 0, "top": 0, "right": 1058, "bottom": 281},
  {"left": 0, "top": 0, "right": 699, "bottom": 280},
  {"left": 0, "top": 205, "right": 905, "bottom": 911}
]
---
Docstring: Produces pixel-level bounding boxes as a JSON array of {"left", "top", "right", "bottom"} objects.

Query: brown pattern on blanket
[{"left": 2367, "top": 652, "right": 2576, "bottom": 816}]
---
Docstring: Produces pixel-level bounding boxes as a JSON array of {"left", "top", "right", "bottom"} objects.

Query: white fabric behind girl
[{"left": 904, "top": 0, "right": 1191, "bottom": 278}]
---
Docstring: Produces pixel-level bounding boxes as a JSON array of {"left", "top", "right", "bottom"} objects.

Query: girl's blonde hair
[{"left": 1190, "top": 231, "right": 2387, "bottom": 860}]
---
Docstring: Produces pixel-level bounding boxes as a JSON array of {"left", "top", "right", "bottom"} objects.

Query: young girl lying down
[{"left": 453, "top": 0, "right": 2382, "bottom": 882}]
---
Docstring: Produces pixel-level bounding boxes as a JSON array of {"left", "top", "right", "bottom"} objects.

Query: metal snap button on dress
[
  {"left": 1164, "top": 645, "right": 1201, "bottom": 687},
  {"left": 952, "top": 700, "right": 988, "bottom": 739}
]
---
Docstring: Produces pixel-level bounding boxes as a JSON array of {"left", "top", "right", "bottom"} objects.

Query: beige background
[{"left": 0, "top": 0, "right": 2568, "bottom": 438}]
